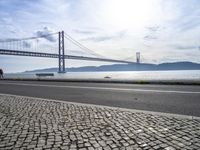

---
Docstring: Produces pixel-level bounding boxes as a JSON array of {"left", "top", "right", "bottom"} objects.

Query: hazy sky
[{"left": 0, "top": 0, "right": 200, "bottom": 72}]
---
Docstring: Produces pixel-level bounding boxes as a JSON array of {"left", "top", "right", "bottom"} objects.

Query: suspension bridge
[{"left": 0, "top": 31, "right": 134, "bottom": 73}]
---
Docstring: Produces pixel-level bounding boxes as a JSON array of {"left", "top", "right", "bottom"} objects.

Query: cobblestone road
[{"left": 0, "top": 94, "right": 200, "bottom": 150}]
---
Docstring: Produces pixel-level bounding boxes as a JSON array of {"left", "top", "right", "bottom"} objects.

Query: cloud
[
  {"left": 82, "top": 36, "right": 115, "bottom": 42},
  {"left": 172, "top": 45, "right": 199, "bottom": 50},
  {"left": 73, "top": 29, "right": 96, "bottom": 35},
  {"left": 145, "top": 26, "right": 160, "bottom": 32},
  {"left": 81, "top": 30, "right": 126, "bottom": 42},
  {"left": 143, "top": 35, "right": 158, "bottom": 41},
  {"left": 178, "top": 18, "right": 200, "bottom": 32},
  {"left": 143, "top": 26, "right": 161, "bottom": 42},
  {"left": 35, "top": 27, "right": 56, "bottom": 42}
]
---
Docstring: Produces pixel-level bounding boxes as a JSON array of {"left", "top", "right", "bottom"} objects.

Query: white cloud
[{"left": 36, "top": 27, "right": 57, "bottom": 42}]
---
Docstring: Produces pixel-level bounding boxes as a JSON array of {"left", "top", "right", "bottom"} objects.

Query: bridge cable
[{"left": 64, "top": 33, "right": 106, "bottom": 58}]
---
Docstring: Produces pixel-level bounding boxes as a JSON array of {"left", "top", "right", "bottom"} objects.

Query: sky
[{"left": 0, "top": 0, "right": 200, "bottom": 73}]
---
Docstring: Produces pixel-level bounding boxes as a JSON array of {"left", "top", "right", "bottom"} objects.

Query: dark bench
[{"left": 36, "top": 73, "right": 54, "bottom": 77}]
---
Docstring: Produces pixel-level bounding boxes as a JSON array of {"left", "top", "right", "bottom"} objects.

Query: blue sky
[{"left": 0, "top": 0, "right": 200, "bottom": 72}]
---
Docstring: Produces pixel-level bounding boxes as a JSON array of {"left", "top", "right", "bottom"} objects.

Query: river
[{"left": 4, "top": 70, "right": 200, "bottom": 81}]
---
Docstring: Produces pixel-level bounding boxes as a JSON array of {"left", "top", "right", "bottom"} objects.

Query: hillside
[{"left": 24, "top": 61, "right": 200, "bottom": 73}]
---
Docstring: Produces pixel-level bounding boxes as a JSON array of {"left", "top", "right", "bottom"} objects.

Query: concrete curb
[{"left": 0, "top": 93, "right": 200, "bottom": 120}]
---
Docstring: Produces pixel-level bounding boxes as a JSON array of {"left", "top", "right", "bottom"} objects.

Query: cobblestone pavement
[{"left": 0, "top": 95, "right": 200, "bottom": 150}]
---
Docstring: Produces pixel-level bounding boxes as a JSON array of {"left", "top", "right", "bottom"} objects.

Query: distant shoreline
[{"left": 23, "top": 61, "right": 200, "bottom": 73}]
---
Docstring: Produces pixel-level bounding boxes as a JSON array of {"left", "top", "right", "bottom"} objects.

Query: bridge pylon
[{"left": 58, "top": 31, "right": 65, "bottom": 73}]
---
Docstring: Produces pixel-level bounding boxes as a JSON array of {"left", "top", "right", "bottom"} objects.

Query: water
[{"left": 4, "top": 70, "right": 200, "bottom": 81}]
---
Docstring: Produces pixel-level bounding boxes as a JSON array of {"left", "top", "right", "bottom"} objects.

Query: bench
[{"left": 36, "top": 73, "right": 54, "bottom": 77}]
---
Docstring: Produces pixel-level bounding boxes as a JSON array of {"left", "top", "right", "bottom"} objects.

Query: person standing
[{"left": 0, "top": 69, "right": 3, "bottom": 79}]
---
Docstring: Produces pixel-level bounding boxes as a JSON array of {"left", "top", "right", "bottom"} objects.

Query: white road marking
[{"left": 0, "top": 82, "right": 200, "bottom": 94}]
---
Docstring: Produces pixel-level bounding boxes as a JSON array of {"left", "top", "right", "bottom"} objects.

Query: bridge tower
[
  {"left": 136, "top": 52, "right": 140, "bottom": 64},
  {"left": 58, "top": 31, "right": 65, "bottom": 73}
]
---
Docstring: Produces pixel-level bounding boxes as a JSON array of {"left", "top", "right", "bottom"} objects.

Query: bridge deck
[{"left": 0, "top": 49, "right": 134, "bottom": 64}]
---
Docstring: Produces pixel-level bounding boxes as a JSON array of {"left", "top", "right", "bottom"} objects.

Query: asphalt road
[{"left": 0, "top": 80, "right": 200, "bottom": 117}]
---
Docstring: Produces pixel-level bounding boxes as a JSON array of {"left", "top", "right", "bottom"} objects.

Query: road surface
[{"left": 0, "top": 80, "right": 200, "bottom": 116}]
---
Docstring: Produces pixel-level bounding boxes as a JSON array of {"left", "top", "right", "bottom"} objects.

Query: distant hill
[{"left": 24, "top": 61, "right": 200, "bottom": 73}]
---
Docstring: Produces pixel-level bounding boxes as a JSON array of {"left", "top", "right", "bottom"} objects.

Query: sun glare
[{"left": 104, "top": 0, "right": 154, "bottom": 29}]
